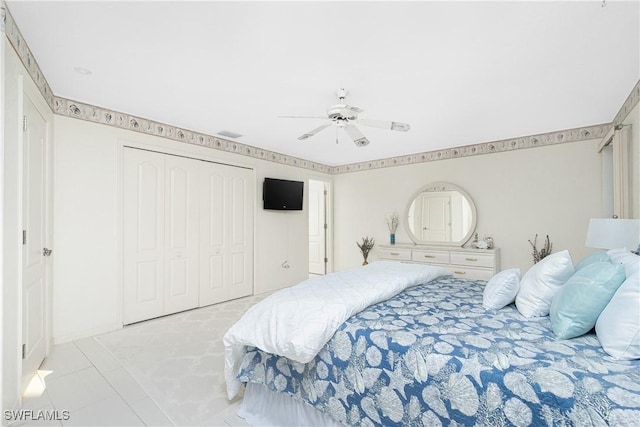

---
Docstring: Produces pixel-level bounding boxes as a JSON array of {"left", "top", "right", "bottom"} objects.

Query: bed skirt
[{"left": 238, "top": 383, "right": 343, "bottom": 427}]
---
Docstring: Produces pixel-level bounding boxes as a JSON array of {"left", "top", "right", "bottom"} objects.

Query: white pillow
[
  {"left": 596, "top": 252, "right": 640, "bottom": 360},
  {"left": 607, "top": 248, "right": 640, "bottom": 277},
  {"left": 483, "top": 268, "right": 521, "bottom": 310},
  {"left": 515, "top": 250, "right": 574, "bottom": 318}
]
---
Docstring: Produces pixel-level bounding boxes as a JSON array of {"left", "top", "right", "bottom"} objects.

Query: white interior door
[
  {"left": 199, "top": 163, "right": 227, "bottom": 306},
  {"left": 308, "top": 180, "right": 326, "bottom": 275},
  {"left": 420, "top": 194, "right": 451, "bottom": 242},
  {"left": 200, "top": 163, "right": 253, "bottom": 305},
  {"left": 163, "top": 155, "right": 200, "bottom": 315},
  {"left": 123, "top": 148, "right": 166, "bottom": 324},
  {"left": 227, "top": 166, "right": 253, "bottom": 300},
  {"left": 22, "top": 96, "right": 48, "bottom": 389}
]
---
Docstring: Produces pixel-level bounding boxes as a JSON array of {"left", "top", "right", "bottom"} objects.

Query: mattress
[{"left": 236, "top": 276, "right": 640, "bottom": 426}]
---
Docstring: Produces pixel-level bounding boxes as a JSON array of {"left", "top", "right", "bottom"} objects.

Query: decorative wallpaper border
[
  {"left": 332, "top": 123, "right": 612, "bottom": 174},
  {"left": 2, "top": 2, "right": 638, "bottom": 176},
  {"left": 0, "top": 1, "right": 331, "bottom": 174},
  {"left": 1, "top": 2, "right": 55, "bottom": 110},
  {"left": 52, "top": 96, "right": 332, "bottom": 173},
  {"left": 613, "top": 79, "right": 640, "bottom": 126}
]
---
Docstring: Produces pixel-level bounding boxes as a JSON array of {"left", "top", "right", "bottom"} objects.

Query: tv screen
[{"left": 263, "top": 178, "right": 304, "bottom": 210}]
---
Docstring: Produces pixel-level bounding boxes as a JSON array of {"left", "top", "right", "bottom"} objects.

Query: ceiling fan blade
[
  {"left": 356, "top": 118, "right": 411, "bottom": 132},
  {"left": 297, "top": 124, "right": 331, "bottom": 140},
  {"left": 278, "top": 115, "right": 330, "bottom": 120},
  {"left": 343, "top": 124, "right": 370, "bottom": 147}
]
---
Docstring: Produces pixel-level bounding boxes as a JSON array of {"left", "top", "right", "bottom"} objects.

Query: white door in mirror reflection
[
  {"left": 408, "top": 190, "right": 473, "bottom": 243},
  {"left": 420, "top": 194, "right": 451, "bottom": 241}
]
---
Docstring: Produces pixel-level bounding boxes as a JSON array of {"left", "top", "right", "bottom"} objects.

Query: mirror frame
[{"left": 404, "top": 182, "right": 478, "bottom": 247}]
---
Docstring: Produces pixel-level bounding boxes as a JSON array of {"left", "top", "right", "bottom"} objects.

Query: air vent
[{"left": 218, "top": 130, "right": 243, "bottom": 138}]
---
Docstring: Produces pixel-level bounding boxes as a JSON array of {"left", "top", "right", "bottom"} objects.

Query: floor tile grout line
[
  {"left": 73, "top": 338, "right": 123, "bottom": 375},
  {"left": 43, "top": 364, "right": 96, "bottom": 387},
  {"left": 48, "top": 364, "right": 122, "bottom": 416},
  {"left": 37, "top": 342, "right": 93, "bottom": 384},
  {"left": 78, "top": 340, "right": 159, "bottom": 426},
  {"left": 42, "top": 342, "right": 143, "bottom": 426},
  {"left": 87, "top": 337, "right": 177, "bottom": 426}
]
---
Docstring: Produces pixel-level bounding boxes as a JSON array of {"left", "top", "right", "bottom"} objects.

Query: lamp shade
[{"left": 585, "top": 218, "right": 640, "bottom": 250}]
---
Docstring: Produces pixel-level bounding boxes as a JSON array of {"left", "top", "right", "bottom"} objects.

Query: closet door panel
[
  {"left": 199, "top": 164, "right": 228, "bottom": 305},
  {"left": 123, "top": 149, "right": 165, "bottom": 324},
  {"left": 124, "top": 149, "right": 254, "bottom": 321},
  {"left": 136, "top": 261, "right": 160, "bottom": 302},
  {"left": 231, "top": 253, "right": 245, "bottom": 286},
  {"left": 227, "top": 168, "right": 253, "bottom": 300},
  {"left": 163, "top": 155, "right": 200, "bottom": 315},
  {"left": 208, "top": 254, "right": 224, "bottom": 290}
]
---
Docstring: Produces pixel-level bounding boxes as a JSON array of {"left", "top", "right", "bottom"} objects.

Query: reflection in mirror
[{"left": 406, "top": 183, "right": 477, "bottom": 246}]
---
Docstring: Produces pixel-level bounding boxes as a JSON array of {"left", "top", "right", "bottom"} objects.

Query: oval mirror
[{"left": 405, "top": 182, "right": 477, "bottom": 246}]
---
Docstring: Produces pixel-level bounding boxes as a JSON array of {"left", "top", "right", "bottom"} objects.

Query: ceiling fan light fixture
[
  {"left": 280, "top": 88, "right": 411, "bottom": 146},
  {"left": 391, "top": 122, "right": 410, "bottom": 132}
]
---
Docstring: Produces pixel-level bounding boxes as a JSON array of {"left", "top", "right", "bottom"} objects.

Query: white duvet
[{"left": 224, "top": 261, "right": 450, "bottom": 398}]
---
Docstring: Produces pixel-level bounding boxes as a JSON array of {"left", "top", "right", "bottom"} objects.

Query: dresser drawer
[
  {"left": 450, "top": 266, "right": 494, "bottom": 281},
  {"left": 412, "top": 249, "right": 450, "bottom": 265},
  {"left": 450, "top": 252, "right": 495, "bottom": 268},
  {"left": 379, "top": 247, "right": 412, "bottom": 261}
]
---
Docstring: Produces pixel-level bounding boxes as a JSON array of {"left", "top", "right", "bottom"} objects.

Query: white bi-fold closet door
[
  {"left": 123, "top": 147, "right": 253, "bottom": 324},
  {"left": 199, "top": 160, "right": 254, "bottom": 306}
]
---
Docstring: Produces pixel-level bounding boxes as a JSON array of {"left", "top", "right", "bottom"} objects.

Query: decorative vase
[
  {"left": 390, "top": 233, "right": 396, "bottom": 245},
  {"left": 362, "top": 256, "right": 369, "bottom": 266}
]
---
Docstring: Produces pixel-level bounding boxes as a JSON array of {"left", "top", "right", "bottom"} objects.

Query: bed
[{"left": 224, "top": 262, "right": 640, "bottom": 426}]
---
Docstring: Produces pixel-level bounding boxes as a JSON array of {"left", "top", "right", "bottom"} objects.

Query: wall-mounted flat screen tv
[{"left": 263, "top": 178, "right": 304, "bottom": 210}]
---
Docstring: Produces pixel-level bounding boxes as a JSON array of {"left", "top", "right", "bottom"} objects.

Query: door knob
[{"left": 42, "top": 248, "right": 52, "bottom": 256}]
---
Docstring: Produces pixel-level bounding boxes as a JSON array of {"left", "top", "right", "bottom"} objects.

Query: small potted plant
[
  {"left": 386, "top": 212, "right": 399, "bottom": 245},
  {"left": 528, "top": 234, "right": 552, "bottom": 264},
  {"left": 357, "top": 236, "right": 375, "bottom": 265}
]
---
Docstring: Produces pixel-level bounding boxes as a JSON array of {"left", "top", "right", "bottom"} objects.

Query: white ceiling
[{"left": 7, "top": 1, "right": 639, "bottom": 167}]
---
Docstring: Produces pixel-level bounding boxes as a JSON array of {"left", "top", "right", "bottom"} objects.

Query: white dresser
[{"left": 378, "top": 244, "right": 500, "bottom": 281}]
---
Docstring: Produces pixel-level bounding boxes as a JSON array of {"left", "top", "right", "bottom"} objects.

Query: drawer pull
[
  {"left": 454, "top": 271, "right": 466, "bottom": 275},
  {"left": 424, "top": 255, "right": 436, "bottom": 258},
  {"left": 390, "top": 252, "right": 400, "bottom": 256},
  {"left": 465, "top": 257, "right": 478, "bottom": 262}
]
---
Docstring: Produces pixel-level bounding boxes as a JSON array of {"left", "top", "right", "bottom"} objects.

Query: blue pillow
[
  {"left": 575, "top": 250, "right": 610, "bottom": 271},
  {"left": 550, "top": 261, "right": 626, "bottom": 340}
]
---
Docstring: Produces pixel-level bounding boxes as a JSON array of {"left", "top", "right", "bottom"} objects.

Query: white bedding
[{"left": 223, "top": 261, "right": 450, "bottom": 399}]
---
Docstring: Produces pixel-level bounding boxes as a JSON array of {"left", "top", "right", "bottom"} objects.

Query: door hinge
[
  {"left": 323, "top": 223, "right": 328, "bottom": 230},
  {"left": 324, "top": 257, "right": 328, "bottom": 263},
  {"left": 22, "top": 344, "right": 26, "bottom": 360},
  {"left": 23, "top": 116, "right": 27, "bottom": 132},
  {"left": 22, "top": 230, "right": 27, "bottom": 245},
  {"left": 323, "top": 190, "right": 328, "bottom": 196}
]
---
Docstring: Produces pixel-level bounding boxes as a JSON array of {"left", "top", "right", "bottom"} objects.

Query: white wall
[
  {"left": 52, "top": 116, "right": 331, "bottom": 343},
  {"left": 333, "top": 139, "right": 603, "bottom": 273}
]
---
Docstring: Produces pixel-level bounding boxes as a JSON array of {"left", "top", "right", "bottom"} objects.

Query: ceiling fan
[{"left": 279, "top": 88, "right": 410, "bottom": 147}]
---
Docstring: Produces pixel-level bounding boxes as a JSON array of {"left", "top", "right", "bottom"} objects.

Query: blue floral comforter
[{"left": 237, "top": 276, "right": 640, "bottom": 426}]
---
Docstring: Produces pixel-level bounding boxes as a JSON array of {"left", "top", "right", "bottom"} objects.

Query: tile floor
[
  {"left": 13, "top": 297, "right": 260, "bottom": 427},
  {"left": 15, "top": 338, "right": 172, "bottom": 427}
]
